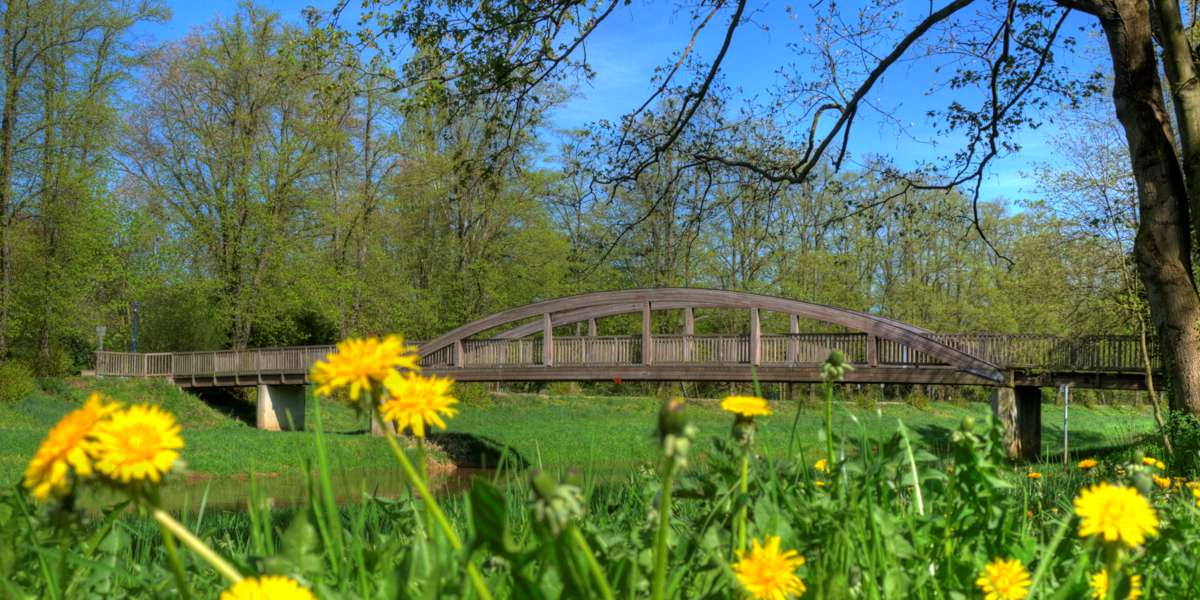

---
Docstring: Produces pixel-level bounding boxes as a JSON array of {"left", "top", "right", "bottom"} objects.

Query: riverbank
[{"left": 2, "top": 378, "right": 1156, "bottom": 502}]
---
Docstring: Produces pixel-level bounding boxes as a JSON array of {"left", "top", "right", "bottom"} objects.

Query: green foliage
[
  {"left": 1163, "top": 411, "right": 1200, "bottom": 474},
  {"left": 906, "top": 388, "right": 931, "bottom": 411},
  {"left": 1, "top": 376, "right": 1193, "bottom": 598},
  {"left": 0, "top": 361, "right": 35, "bottom": 405},
  {"left": 454, "top": 382, "right": 493, "bottom": 407}
]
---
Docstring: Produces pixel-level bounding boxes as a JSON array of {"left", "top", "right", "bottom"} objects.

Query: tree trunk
[{"left": 1093, "top": 0, "right": 1200, "bottom": 413}]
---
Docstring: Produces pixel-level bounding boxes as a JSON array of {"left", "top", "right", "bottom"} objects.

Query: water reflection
[{"left": 85, "top": 467, "right": 495, "bottom": 513}]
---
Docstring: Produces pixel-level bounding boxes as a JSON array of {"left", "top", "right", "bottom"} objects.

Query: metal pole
[
  {"left": 1062, "top": 383, "right": 1071, "bottom": 466},
  {"left": 131, "top": 301, "right": 140, "bottom": 353}
]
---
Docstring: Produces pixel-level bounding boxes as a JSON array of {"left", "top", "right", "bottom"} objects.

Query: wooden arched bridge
[{"left": 95, "top": 288, "right": 1159, "bottom": 459}]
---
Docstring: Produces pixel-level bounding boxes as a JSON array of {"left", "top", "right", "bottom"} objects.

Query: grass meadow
[{"left": 1, "top": 373, "right": 1191, "bottom": 599}]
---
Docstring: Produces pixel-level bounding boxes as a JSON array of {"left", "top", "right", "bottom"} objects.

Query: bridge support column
[
  {"left": 991, "top": 385, "right": 1041, "bottom": 461},
  {"left": 371, "top": 411, "right": 396, "bottom": 436},
  {"left": 256, "top": 384, "right": 306, "bottom": 431}
]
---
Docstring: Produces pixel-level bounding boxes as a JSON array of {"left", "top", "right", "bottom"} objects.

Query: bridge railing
[
  {"left": 95, "top": 351, "right": 174, "bottom": 377},
  {"left": 95, "top": 333, "right": 1159, "bottom": 380}
]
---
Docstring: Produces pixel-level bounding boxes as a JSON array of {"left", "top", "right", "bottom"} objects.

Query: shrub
[
  {"left": 453, "top": 382, "right": 493, "bottom": 407},
  {"left": 906, "top": 389, "right": 931, "bottom": 410},
  {"left": 545, "top": 381, "right": 580, "bottom": 397},
  {"left": 0, "top": 361, "right": 36, "bottom": 404},
  {"left": 854, "top": 384, "right": 880, "bottom": 411},
  {"left": 1164, "top": 410, "right": 1200, "bottom": 475}
]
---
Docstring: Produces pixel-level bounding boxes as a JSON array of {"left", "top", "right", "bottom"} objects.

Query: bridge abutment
[
  {"left": 256, "top": 384, "right": 306, "bottom": 431},
  {"left": 991, "top": 385, "right": 1041, "bottom": 461}
]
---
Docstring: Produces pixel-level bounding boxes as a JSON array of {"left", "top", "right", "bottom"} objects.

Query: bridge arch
[{"left": 417, "top": 288, "right": 1004, "bottom": 383}]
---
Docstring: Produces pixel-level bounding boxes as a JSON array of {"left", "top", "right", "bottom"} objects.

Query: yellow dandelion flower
[
  {"left": 92, "top": 404, "right": 183, "bottom": 484},
  {"left": 1028, "top": 472, "right": 1043, "bottom": 480},
  {"left": 1078, "top": 458, "right": 1098, "bottom": 470},
  {"left": 1089, "top": 569, "right": 1143, "bottom": 600},
  {"left": 1152, "top": 475, "right": 1171, "bottom": 489},
  {"left": 721, "top": 395, "right": 771, "bottom": 418},
  {"left": 814, "top": 481, "right": 826, "bottom": 488},
  {"left": 813, "top": 458, "right": 828, "bottom": 473},
  {"left": 311, "top": 335, "right": 418, "bottom": 401},
  {"left": 1074, "top": 483, "right": 1159, "bottom": 548},
  {"left": 1140, "top": 457, "right": 1165, "bottom": 470},
  {"left": 219, "top": 575, "right": 316, "bottom": 600},
  {"left": 379, "top": 372, "right": 458, "bottom": 438},
  {"left": 23, "top": 394, "right": 118, "bottom": 500},
  {"left": 975, "top": 558, "right": 1031, "bottom": 600},
  {"left": 732, "top": 535, "right": 806, "bottom": 600},
  {"left": 1192, "top": 486, "right": 1200, "bottom": 508}
]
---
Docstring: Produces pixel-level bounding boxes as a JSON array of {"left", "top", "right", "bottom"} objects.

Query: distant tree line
[{"left": 0, "top": 2, "right": 1138, "bottom": 382}]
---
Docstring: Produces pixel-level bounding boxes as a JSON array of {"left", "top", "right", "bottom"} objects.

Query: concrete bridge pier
[
  {"left": 256, "top": 384, "right": 306, "bottom": 431},
  {"left": 991, "top": 385, "right": 1041, "bottom": 461}
]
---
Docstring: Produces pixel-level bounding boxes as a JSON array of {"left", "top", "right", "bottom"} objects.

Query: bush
[
  {"left": 453, "top": 382, "right": 493, "bottom": 407},
  {"left": 906, "top": 389, "right": 931, "bottom": 410},
  {"left": 0, "top": 361, "right": 36, "bottom": 404},
  {"left": 1164, "top": 410, "right": 1200, "bottom": 475},
  {"left": 854, "top": 384, "right": 880, "bottom": 411},
  {"left": 545, "top": 381, "right": 581, "bottom": 397}
]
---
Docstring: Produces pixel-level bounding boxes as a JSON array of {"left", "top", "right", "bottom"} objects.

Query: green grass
[
  {"left": 445, "top": 393, "right": 1156, "bottom": 476},
  {"left": 0, "top": 378, "right": 412, "bottom": 507},
  {"left": 0, "top": 379, "right": 1183, "bottom": 598},
  {"left": 0, "top": 380, "right": 1157, "bottom": 506}
]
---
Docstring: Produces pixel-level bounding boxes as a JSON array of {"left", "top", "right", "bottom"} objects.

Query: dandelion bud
[
  {"left": 821, "top": 350, "right": 853, "bottom": 383},
  {"left": 657, "top": 398, "right": 689, "bottom": 441},
  {"left": 529, "top": 470, "right": 584, "bottom": 537},
  {"left": 657, "top": 398, "right": 697, "bottom": 469}
]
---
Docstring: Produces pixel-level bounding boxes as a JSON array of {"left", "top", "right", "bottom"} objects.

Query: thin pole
[{"left": 1061, "top": 384, "right": 1070, "bottom": 466}]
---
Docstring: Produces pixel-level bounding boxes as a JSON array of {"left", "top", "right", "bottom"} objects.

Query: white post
[{"left": 1062, "top": 383, "right": 1071, "bottom": 466}]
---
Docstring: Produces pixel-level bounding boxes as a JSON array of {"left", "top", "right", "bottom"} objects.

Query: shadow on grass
[
  {"left": 194, "top": 388, "right": 255, "bottom": 426},
  {"left": 911, "top": 422, "right": 1156, "bottom": 465},
  {"left": 428, "top": 431, "right": 530, "bottom": 471}
]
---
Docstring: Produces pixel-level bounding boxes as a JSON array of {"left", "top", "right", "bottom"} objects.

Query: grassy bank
[
  {"left": 2, "top": 377, "right": 1188, "bottom": 598},
  {"left": 1, "top": 378, "right": 1157, "bottom": 488},
  {"left": 446, "top": 392, "right": 1155, "bottom": 476},
  {"left": 0, "top": 378, "right": 406, "bottom": 492}
]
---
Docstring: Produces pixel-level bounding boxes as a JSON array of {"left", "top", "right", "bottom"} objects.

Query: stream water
[{"left": 84, "top": 467, "right": 496, "bottom": 513}]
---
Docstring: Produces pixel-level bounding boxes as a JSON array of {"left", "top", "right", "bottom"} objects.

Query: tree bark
[{"left": 1091, "top": 0, "right": 1200, "bottom": 413}]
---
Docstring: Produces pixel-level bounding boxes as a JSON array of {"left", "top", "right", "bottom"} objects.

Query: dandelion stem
[
  {"left": 736, "top": 450, "right": 750, "bottom": 554},
  {"left": 651, "top": 459, "right": 677, "bottom": 600},
  {"left": 417, "top": 437, "right": 435, "bottom": 537},
  {"left": 157, "top": 518, "right": 195, "bottom": 600},
  {"left": 152, "top": 508, "right": 242, "bottom": 584},
  {"left": 569, "top": 526, "right": 615, "bottom": 600},
  {"left": 897, "top": 419, "right": 924, "bottom": 516},
  {"left": 376, "top": 409, "right": 494, "bottom": 600},
  {"left": 824, "top": 380, "right": 836, "bottom": 482}
]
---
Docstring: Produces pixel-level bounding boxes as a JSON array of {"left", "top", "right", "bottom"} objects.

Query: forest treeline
[{"left": 0, "top": 2, "right": 1138, "bottom": 375}]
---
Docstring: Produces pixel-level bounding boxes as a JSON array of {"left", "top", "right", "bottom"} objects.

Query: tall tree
[
  {"left": 0, "top": 0, "right": 160, "bottom": 369},
  {"left": 347, "top": 0, "right": 1200, "bottom": 414},
  {"left": 123, "top": 6, "right": 323, "bottom": 348}
]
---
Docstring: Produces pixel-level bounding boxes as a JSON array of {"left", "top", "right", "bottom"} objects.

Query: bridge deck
[{"left": 95, "top": 333, "right": 1158, "bottom": 390}]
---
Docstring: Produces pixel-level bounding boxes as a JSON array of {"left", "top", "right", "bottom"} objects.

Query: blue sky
[{"left": 139, "top": 1, "right": 1113, "bottom": 204}]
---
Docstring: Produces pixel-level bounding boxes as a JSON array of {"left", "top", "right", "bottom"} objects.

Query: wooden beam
[
  {"left": 424, "top": 365, "right": 997, "bottom": 385},
  {"left": 642, "top": 301, "right": 653, "bottom": 365},
  {"left": 585, "top": 318, "right": 596, "bottom": 363},
  {"left": 991, "top": 385, "right": 1042, "bottom": 461},
  {"left": 454, "top": 340, "right": 465, "bottom": 367},
  {"left": 788, "top": 314, "right": 799, "bottom": 364},
  {"left": 416, "top": 288, "right": 1002, "bottom": 382},
  {"left": 543, "top": 313, "right": 554, "bottom": 366},
  {"left": 684, "top": 307, "right": 694, "bottom": 362},
  {"left": 750, "top": 308, "right": 761, "bottom": 366},
  {"left": 866, "top": 333, "right": 878, "bottom": 367}
]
